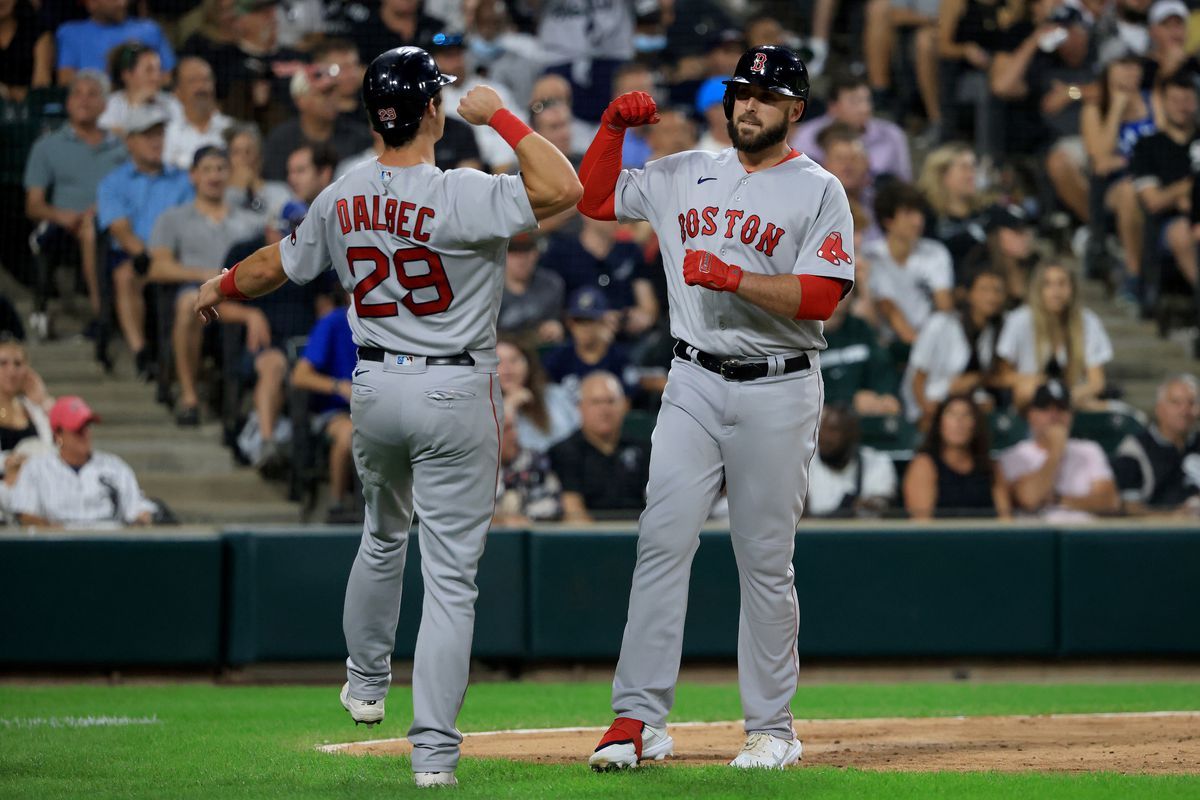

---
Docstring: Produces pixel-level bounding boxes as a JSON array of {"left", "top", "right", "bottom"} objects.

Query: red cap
[{"left": 49, "top": 396, "right": 100, "bottom": 432}]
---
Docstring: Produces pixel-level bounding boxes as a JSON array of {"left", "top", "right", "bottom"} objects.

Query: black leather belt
[
  {"left": 358, "top": 347, "right": 475, "bottom": 366},
  {"left": 673, "top": 339, "right": 810, "bottom": 382}
]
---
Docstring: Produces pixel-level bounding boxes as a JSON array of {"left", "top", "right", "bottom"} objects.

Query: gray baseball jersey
[
  {"left": 615, "top": 147, "right": 855, "bottom": 356},
  {"left": 281, "top": 159, "right": 537, "bottom": 365},
  {"left": 281, "top": 157, "right": 535, "bottom": 775},
  {"left": 604, "top": 145, "right": 852, "bottom": 748}
]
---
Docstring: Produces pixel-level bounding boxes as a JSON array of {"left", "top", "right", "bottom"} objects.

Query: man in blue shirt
[
  {"left": 290, "top": 301, "right": 357, "bottom": 523},
  {"left": 56, "top": 0, "right": 175, "bottom": 84},
  {"left": 96, "top": 104, "right": 193, "bottom": 376},
  {"left": 541, "top": 286, "right": 637, "bottom": 405},
  {"left": 24, "top": 70, "right": 126, "bottom": 322}
]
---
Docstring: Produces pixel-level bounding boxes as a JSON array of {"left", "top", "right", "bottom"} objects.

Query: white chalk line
[
  {"left": 0, "top": 715, "right": 161, "bottom": 730},
  {"left": 315, "top": 710, "right": 1200, "bottom": 753}
]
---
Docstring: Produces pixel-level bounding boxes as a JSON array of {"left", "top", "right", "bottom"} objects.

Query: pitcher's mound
[{"left": 320, "top": 712, "right": 1200, "bottom": 774}]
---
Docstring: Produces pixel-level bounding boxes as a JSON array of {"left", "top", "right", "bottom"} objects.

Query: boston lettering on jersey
[
  {"left": 675, "top": 206, "right": 786, "bottom": 257},
  {"left": 336, "top": 194, "right": 435, "bottom": 241}
]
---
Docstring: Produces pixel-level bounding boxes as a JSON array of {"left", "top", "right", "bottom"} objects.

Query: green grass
[{"left": 1, "top": 681, "right": 1198, "bottom": 799}]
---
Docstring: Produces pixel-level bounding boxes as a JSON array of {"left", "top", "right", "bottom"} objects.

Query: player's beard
[{"left": 727, "top": 115, "right": 790, "bottom": 154}]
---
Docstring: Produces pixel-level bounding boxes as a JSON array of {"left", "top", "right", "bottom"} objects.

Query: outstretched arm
[
  {"left": 192, "top": 242, "right": 289, "bottom": 323},
  {"left": 577, "top": 92, "right": 660, "bottom": 220}
]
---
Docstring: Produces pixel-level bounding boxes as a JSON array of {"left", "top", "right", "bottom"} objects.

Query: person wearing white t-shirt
[
  {"left": 866, "top": 181, "right": 954, "bottom": 344},
  {"left": 995, "top": 263, "right": 1113, "bottom": 410},
  {"left": 8, "top": 396, "right": 155, "bottom": 529},
  {"left": 904, "top": 268, "right": 1007, "bottom": 423},
  {"left": 806, "top": 405, "right": 898, "bottom": 518},
  {"left": 163, "top": 57, "right": 231, "bottom": 170},
  {"left": 999, "top": 379, "right": 1120, "bottom": 520}
]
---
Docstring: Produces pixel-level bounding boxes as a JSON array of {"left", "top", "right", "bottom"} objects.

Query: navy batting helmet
[
  {"left": 721, "top": 46, "right": 810, "bottom": 121},
  {"left": 362, "top": 46, "right": 456, "bottom": 135}
]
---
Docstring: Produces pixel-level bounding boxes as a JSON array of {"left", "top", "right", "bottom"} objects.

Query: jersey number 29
[{"left": 347, "top": 246, "right": 454, "bottom": 318}]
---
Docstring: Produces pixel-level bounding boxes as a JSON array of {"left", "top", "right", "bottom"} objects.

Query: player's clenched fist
[
  {"left": 683, "top": 249, "right": 743, "bottom": 293},
  {"left": 602, "top": 91, "right": 660, "bottom": 131},
  {"left": 458, "top": 85, "right": 505, "bottom": 126}
]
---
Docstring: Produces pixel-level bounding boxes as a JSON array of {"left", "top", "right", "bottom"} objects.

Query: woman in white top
[
  {"left": 98, "top": 43, "right": 181, "bottom": 135},
  {"left": 996, "top": 263, "right": 1113, "bottom": 409},
  {"left": 497, "top": 337, "right": 578, "bottom": 454},
  {"left": 904, "top": 269, "right": 1007, "bottom": 425}
]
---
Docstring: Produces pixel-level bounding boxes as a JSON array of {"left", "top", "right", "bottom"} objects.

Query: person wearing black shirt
[
  {"left": 1114, "top": 374, "right": 1200, "bottom": 513},
  {"left": 1131, "top": 72, "right": 1198, "bottom": 287},
  {"left": 550, "top": 371, "right": 650, "bottom": 521},
  {"left": 344, "top": 0, "right": 445, "bottom": 65}
]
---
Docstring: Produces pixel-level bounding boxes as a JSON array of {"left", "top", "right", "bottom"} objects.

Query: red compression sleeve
[
  {"left": 488, "top": 108, "right": 533, "bottom": 150},
  {"left": 220, "top": 263, "right": 250, "bottom": 301},
  {"left": 576, "top": 124, "right": 624, "bottom": 220},
  {"left": 795, "top": 275, "right": 845, "bottom": 320}
]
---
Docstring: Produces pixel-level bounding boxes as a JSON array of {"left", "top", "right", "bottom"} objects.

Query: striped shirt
[{"left": 7, "top": 451, "right": 155, "bottom": 528}]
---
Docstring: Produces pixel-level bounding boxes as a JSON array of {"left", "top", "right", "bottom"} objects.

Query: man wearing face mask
[{"left": 805, "top": 404, "right": 898, "bottom": 518}]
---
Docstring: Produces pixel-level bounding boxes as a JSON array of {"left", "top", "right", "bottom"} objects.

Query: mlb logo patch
[{"left": 395, "top": 355, "right": 415, "bottom": 366}]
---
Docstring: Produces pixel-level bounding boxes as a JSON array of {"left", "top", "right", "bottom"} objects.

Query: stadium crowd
[{"left": 1, "top": 0, "right": 1199, "bottom": 526}]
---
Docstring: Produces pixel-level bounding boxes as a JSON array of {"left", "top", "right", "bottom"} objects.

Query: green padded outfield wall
[
  {"left": 223, "top": 529, "right": 526, "bottom": 664},
  {"left": 0, "top": 535, "right": 224, "bottom": 665}
]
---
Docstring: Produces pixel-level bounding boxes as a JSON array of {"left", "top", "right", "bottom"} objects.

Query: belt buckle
[{"left": 718, "top": 359, "right": 742, "bottom": 381}]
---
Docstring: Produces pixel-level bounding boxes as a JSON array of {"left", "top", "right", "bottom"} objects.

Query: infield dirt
[{"left": 325, "top": 712, "right": 1200, "bottom": 774}]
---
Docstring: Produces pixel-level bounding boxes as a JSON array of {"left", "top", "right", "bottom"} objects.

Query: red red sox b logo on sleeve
[{"left": 817, "top": 231, "right": 851, "bottom": 266}]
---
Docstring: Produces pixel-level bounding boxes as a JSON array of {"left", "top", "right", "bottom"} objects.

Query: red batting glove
[
  {"left": 601, "top": 91, "right": 661, "bottom": 132},
  {"left": 683, "top": 249, "right": 743, "bottom": 293}
]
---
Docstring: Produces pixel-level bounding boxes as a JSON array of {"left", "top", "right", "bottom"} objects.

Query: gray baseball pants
[
  {"left": 611, "top": 355, "right": 823, "bottom": 738},
  {"left": 341, "top": 358, "right": 501, "bottom": 773}
]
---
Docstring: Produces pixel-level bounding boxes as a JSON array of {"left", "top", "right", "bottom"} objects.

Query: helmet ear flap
[{"left": 722, "top": 86, "right": 734, "bottom": 120}]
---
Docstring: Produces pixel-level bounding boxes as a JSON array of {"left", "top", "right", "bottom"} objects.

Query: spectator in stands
[
  {"left": 164, "top": 57, "right": 231, "bottom": 171},
  {"left": 223, "top": 123, "right": 292, "bottom": 224},
  {"left": 0, "top": 337, "right": 53, "bottom": 502},
  {"left": 550, "top": 371, "right": 649, "bottom": 522},
  {"left": 182, "top": 0, "right": 298, "bottom": 134},
  {"left": 465, "top": 0, "right": 542, "bottom": 110},
  {"left": 792, "top": 75, "right": 913, "bottom": 182},
  {"left": 497, "top": 337, "right": 577, "bottom": 452},
  {"left": 1080, "top": 53, "right": 1155, "bottom": 300},
  {"left": 261, "top": 66, "right": 372, "bottom": 182},
  {"left": 536, "top": 0, "right": 637, "bottom": 122},
  {"left": 904, "top": 268, "right": 1007, "bottom": 424},
  {"left": 544, "top": 219, "right": 658, "bottom": 339},
  {"left": 56, "top": 0, "right": 175, "bottom": 84},
  {"left": 290, "top": 297, "right": 358, "bottom": 523},
  {"left": 936, "top": 0, "right": 1003, "bottom": 141},
  {"left": 0, "top": 0, "right": 52, "bottom": 102},
  {"left": 866, "top": 181, "right": 955, "bottom": 345},
  {"left": 1131, "top": 72, "right": 1197, "bottom": 289},
  {"left": 530, "top": 98, "right": 580, "bottom": 162},
  {"left": 432, "top": 32, "right": 524, "bottom": 173},
  {"left": 494, "top": 413, "right": 563, "bottom": 526},
  {"left": 1114, "top": 374, "right": 1200, "bottom": 514},
  {"left": 612, "top": 62, "right": 658, "bottom": 169},
  {"left": 647, "top": 107, "right": 698, "bottom": 159},
  {"left": 863, "top": 0, "right": 941, "bottom": 134},
  {"left": 694, "top": 77, "right": 732, "bottom": 153},
  {"left": 24, "top": 70, "right": 126, "bottom": 320},
  {"left": 1000, "top": 378, "right": 1120, "bottom": 518},
  {"left": 960, "top": 204, "right": 1040, "bottom": 306},
  {"left": 996, "top": 263, "right": 1113, "bottom": 409},
  {"left": 917, "top": 142, "right": 989, "bottom": 266},
  {"left": 311, "top": 38, "right": 364, "bottom": 122},
  {"left": 9, "top": 396, "right": 156, "bottom": 528},
  {"left": 806, "top": 404, "right": 898, "bottom": 518},
  {"left": 345, "top": 0, "right": 445, "bottom": 67},
  {"left": 1141, "top": 0, "right": 1197, "bottom": 90},
  {"left": 147, "top": 146, "right": 262, "bottom": 425},
  {"left": 99, "top": 42, "right": 181, "bottom": 137},
  {"left": 904, "top": 394, "right": 1011, "bottom": 518},
  {"left": 821, "top": 300, "right": 902, "bottom": 416},
  {"left": 498, "top": 234, "right": 565, "bottom": 345},
  {"left": 744, "top": 13, "right": 786, "bottom": 48},
  {"left": 175, "top": 0, "right": 236, "bottom": 54},
  {"left": 819, "top": 124, "right": 880, "bottom": 243},
  {"left": 529, "top": 73, "right": 598, "bottom": 157},
  {"left": 97, "top": 104, "right": 193, "bottom": 378}
]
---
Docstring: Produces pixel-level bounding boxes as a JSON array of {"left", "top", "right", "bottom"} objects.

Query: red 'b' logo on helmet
[
  {"left": 751, "top": 53, "right": 767, "bottom": 74},
  {"left": 377, "top": 107, "right": 397, "bottom": 123}
]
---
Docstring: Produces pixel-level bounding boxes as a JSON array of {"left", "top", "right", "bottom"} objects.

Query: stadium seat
[
  {"left": 860, "top": 414, "right": 919, "bottom": 460},
  {"left": 621, "top": 408, "right": 657, "bottom": 446},
  {"left": 1070, "top": 409, "right": 1147, "bottom": 457}
]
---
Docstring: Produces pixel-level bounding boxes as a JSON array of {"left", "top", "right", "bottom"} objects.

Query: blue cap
[
  {"left": 695, "top": 77, "right": 727, "bottom": 115},
  {"left": 277, "top": 200, "right": 308, "bottom": 234},
  {"left": 567, "top": 286, "right": 610, "bottom": 320}
]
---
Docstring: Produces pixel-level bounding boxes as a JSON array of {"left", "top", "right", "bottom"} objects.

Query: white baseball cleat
[
  {"left": 339, "top": 682, "right": 385, "bottom": 726},
  {"left": 589, "top": 717, "right": 674, "bottom": 771},
  {"left": 413, "top": 771, "right": 457, "bottom": 788},
  {"left": 729, "top": 732, "right": 803, "bottom": 769}
]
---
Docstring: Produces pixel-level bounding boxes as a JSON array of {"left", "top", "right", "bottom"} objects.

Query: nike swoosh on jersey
[{"left": 697, "top": 177, "right": 718, "bottom": 184}]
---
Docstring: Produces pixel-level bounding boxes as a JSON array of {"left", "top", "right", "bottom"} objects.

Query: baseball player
[
  {"left": 577, "top": 46, "right": 855, "bottom": 770},
  {"left": 193, "top": 46, "right": 581, "bottom": 788}
]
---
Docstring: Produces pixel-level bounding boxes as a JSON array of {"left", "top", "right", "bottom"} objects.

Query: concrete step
[
  {"left": 139, "top": 472, "right": 294, "bottom": 505},
  {"left": 97, "top": 438, "right": 238, "bottom": 474},
  {"left": 161, "top": 497, "right": 302, "bottom": 525}
]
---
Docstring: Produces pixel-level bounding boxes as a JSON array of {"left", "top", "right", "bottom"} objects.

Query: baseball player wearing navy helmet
[{"left": 193, "top": 46, "right": 582, "bottom": 788}]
